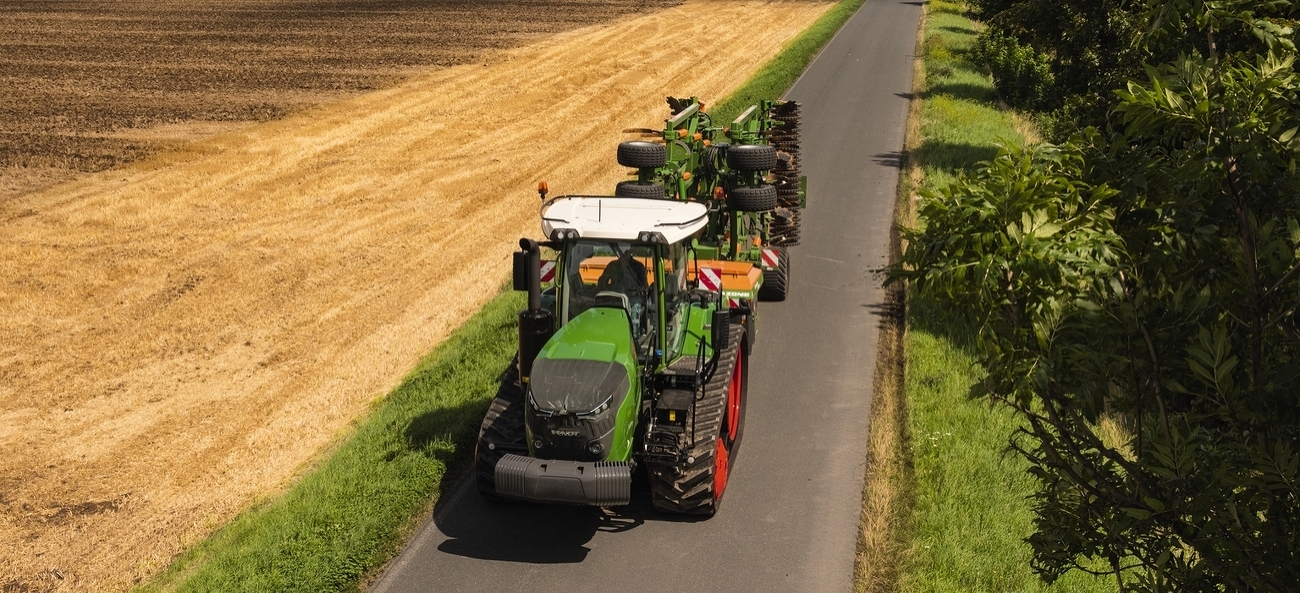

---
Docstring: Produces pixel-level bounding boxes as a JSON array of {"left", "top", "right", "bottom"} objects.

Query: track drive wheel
[
  {"left": 650, "top": 324, "right": 747, "bottom": 517},
  {"left": 758, "top": 246, "right": 790, "bottom": 302},
  {"left": 474, "top": 360, "right": 526, "bottom": 502}
]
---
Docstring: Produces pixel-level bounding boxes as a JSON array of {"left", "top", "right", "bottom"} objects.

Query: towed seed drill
[{"left": 473, "top": 97, "right": 806, "bottom": 516}]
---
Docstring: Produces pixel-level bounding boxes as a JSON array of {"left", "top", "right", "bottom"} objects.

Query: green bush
[
  {"left": 966, "top": 0, "right": 1144, "bottom": 136},
  {"left": 973, "top": 28, "right": 1056, "bottom": 110},
  {"left": 895, "top": 2, "right": 1300, "bottom": 589}
]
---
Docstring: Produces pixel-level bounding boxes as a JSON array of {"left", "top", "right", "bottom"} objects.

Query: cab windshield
[{"left": 562, "top": 240, "right": 657, "bottom": 352}]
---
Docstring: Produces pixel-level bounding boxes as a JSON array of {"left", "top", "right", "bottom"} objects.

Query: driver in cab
[{"left": 597, "top": 249, "right": 648, "bottom": 294}]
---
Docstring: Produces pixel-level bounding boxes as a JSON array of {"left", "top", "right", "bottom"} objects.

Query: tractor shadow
[
  {"left": 426, "top": 353, "right": 720, "bottom": 564},
  {"left": 432, "top": 474, "right": 705, "bottom": 563},
  {"left": 432, "top": 476, "right": 629, "bottom": 564}
]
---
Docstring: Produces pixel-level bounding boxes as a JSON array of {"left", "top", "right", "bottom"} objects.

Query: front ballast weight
[{"left": 495, "top": 454, "right": 632, "bottom": 507}]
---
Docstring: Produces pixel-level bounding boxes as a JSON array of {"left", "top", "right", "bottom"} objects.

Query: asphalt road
[{"left": 370, "top": 0, "right": 921, "bottom": 590}]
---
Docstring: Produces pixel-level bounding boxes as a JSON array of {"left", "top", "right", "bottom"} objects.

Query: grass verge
[
  {"left": 139, "top": 0, "right": 872, "bottom": 590},
  {"left": 852, "top": 4, "right": 925, "bottom": 590},
  {"left": 854, "top": 1, "right": 1117, "bottom": 592},
  {"left": 139, "top": 290, "right": 524, "bottom": 592}
]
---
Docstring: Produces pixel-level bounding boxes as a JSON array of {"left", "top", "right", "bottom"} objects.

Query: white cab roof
[{"left": 540, "top": 197, "right": 709, "bottom": 244}]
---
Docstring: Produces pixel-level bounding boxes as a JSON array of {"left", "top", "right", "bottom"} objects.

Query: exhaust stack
[{"left": 513, "top": 238, "right": 554, "bottom": 384}]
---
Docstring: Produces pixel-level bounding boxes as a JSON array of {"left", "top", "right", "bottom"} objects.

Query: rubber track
[
  {"left": 649, "top": 324, "right": 744, "bottom": 516},
  {"left": 474, "top": 360, "right": 526, "bottom": 501}
]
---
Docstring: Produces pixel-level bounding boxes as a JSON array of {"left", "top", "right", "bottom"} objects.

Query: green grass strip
[
  {"left": 141, "top": 291, "right": 524, "bottom": 592},
  {"left": 898, "top": 3, "right": 1113, "bottom": 591},
  {"left": 140, "top": 0, "right": 871, "bottom": 590}
]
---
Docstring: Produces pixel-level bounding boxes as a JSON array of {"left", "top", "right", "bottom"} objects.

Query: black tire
[
  {"left": 617, "top": 141, "right": 667, "bottom": 169},
  {"left": 475, "top": 361, "right": 526, "bottom": 502},
  {"left": 758, "top": 247, "right": 790, "bottom": 302},
  {"left": 650, "top": 324, "right": 746, "bottom": 517},
  {"left": 615, "top": 180, "right": 666, "bottom": 200},
  {"left": 729, "top": 184, "right": 777, "bottom": 212},
  {"left": 726, "top": 144, "right": 778, "bottom": 171}
]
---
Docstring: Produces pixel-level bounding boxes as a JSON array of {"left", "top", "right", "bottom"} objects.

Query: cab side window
[{"left": 662, "top": 243, "right": 689, "bottom": 355}]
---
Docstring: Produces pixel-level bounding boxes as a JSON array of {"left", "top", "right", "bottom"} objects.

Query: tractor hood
[
  {"left": 531, "top": 307, "right": 635, "bottom": 414},
  {"left": 526, "top": 307, "right": 639, "bottom": 462},
  {"left": 529, "top": 358, "right": 628, "bottom": 415}
]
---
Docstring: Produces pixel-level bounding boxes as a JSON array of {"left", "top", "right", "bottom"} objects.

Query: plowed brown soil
[
  {"left": 0, "top": 0, "right": 680, "bottom": 201},
  {"left": 0, "top": 0, "right": 832, "bottom": 590}
]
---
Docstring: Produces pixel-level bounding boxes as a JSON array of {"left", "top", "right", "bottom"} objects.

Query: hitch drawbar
[{"left": 494, "top": 454, "right": 631, "bottom": 506}]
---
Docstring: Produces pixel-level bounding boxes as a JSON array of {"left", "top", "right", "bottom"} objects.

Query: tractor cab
[
  {"left": 542, "top": 196, "right": 710, "bottom": 364},
  {"left": 559, "top": 240, "right": 658, "bottom": 355}
]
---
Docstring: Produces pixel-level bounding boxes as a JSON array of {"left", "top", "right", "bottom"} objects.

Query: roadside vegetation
[
  {"left": 890, "top": 0, "right": 1300, "bottom": 590},
  {"left": 139, "top": 1, "right": 872, "bottom": 590},
  {"left": 856, "top": 2, "right": 1114, "bottom": 591},
  {"left": 141, "top": 292, "right": 524, "bottom": 591}
]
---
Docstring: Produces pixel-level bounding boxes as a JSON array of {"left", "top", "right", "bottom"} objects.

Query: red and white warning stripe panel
[
  {"left": 728, "top": 297, "right": 741, "bottom": 308},
  {"left": 539, "top": 260, "right": 556, "bottom": 284},
  {"left": 760, "top": 248, "right": 780, "bottom": 269},
  {"left": 698, "top": 267, "right": 723, "bottom": 292}
]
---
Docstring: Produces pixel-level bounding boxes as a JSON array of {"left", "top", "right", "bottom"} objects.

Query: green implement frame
[{"left": 623, "top": 96, "right": 806, "bottom": 265}]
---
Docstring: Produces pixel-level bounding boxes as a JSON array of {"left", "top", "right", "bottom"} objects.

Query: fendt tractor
[{"left": 474, "top": 97, "right": 806, "bottom": 516}]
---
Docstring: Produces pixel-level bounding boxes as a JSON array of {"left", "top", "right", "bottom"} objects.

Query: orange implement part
[
  {"left": 688, "top": 259, "right": 760, "bottom": 292},
  {"left": 577, "top": 256, "right": 657, "bottom": 285},
  {"left": 575, "top": 257, "right": 759, "bottom": 292}
]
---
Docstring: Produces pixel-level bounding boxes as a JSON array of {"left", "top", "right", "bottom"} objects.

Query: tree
[
  {"left": 895, "top": 1, "right": 1300, "bottom": 589},
  {"left": 969, "top": 0, "right": 1145, "bottom": 134}
]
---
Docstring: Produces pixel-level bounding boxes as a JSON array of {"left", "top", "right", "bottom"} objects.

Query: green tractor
[{"left": 473, "top": 97, "right": 804, "bottom": 516}]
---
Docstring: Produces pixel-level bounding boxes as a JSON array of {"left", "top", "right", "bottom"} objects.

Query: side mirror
[
  {"left": 711, "top": 309, "right": 730, "bottom": 353},
  {"left": 513, "top": 238, "right": 542, "bottom": 310},
  {"left": 512, "top": 250, "right": 530, "bottom": 291}
]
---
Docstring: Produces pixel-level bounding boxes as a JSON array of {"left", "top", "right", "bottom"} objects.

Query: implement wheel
[
  {"left": 474, "top": 361, "right": 526, "bottom": 502},
  {"left": 726, "top": 144, "right": 778, "bottom": 171},
  {"left": 617, "top": 141, "right": 667, "bottom": 169},
  {"left": 650, "top": 324, "right": 747, "bottom": 517},
  {"left": 615, "top": 180, "right": 666, "bottom": 199},
  {"left": 729, "top": 184, "right": 777, "bottom": 212}
]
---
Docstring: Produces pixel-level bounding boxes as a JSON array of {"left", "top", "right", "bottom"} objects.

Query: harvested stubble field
[
  {"left": 0, "top": 0, "right": 682, "bottom": 200},
  {"left": 0, "top": 0, "right": 833, "bottom": 590}
]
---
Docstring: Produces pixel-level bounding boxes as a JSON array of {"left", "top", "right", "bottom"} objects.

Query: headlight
[
  {"left": 576, "top": 396, "right": 612, "bottom": 417},
  {"left": 528, "top": 387, "right": 554, "bottom": 417}
]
